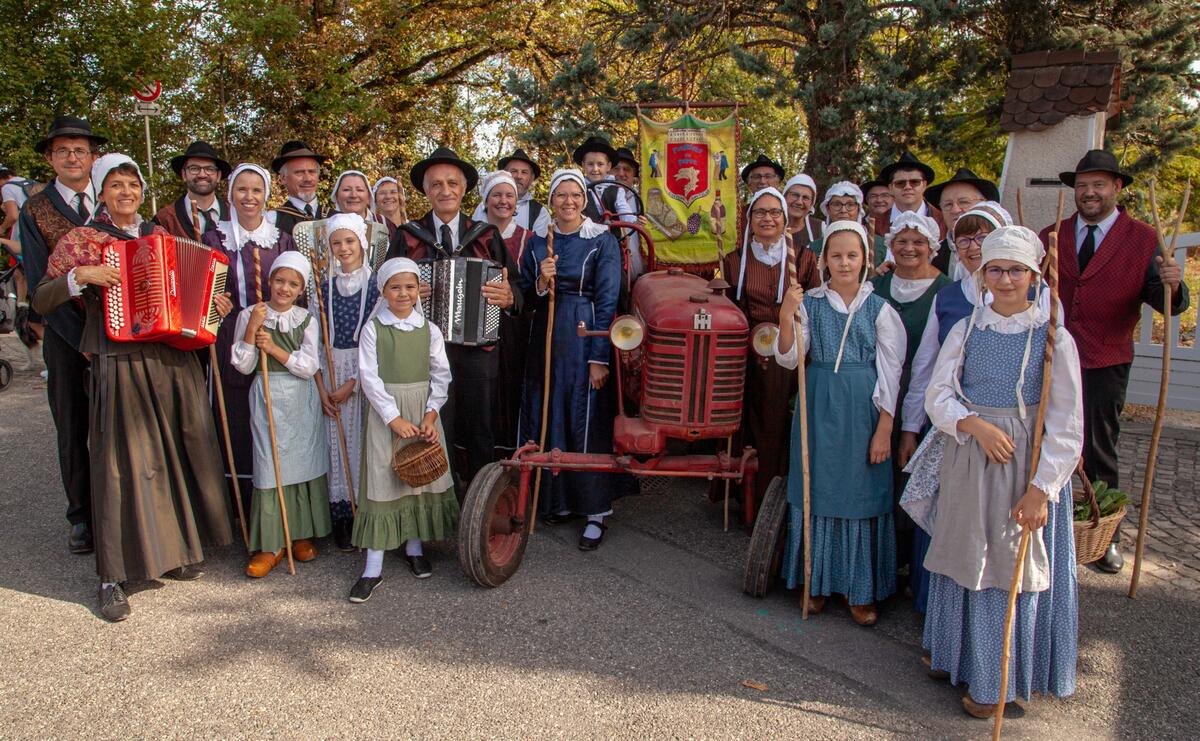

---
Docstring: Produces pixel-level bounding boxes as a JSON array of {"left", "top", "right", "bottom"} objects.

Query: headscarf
[
  {"left": 547, "top": 168, "right": 608, "bottom": 239},
  {"left": 374, "top": 257, "right": 425, "bottom": 319},
  {"left": 324, "top": 212, "right": 372, "bottom": 343},
  {"left": 819, "top": 181, "right": 864, "bottom": 222},
  {"left": 479, "top": 170, "right": 518, "bottom": 207},
  {"left": 817, "top": 220, "right": 874, "bottom": 373},
  {"left": 885, "top": 211, "right": 942, "bottom": 259},
  {"left": 331, "top": 169, "right": 374, "bottom": 219},
  {"left": 224, "top": 163, "right": 278, "bottom": 252},
  {"left": 952, "top": 225, "right": 1046, "bottom": 419},
  {"left": 91, "top": 153, "right": 144, "bottom": 197},
  {"left": 736, "top": 186, "right": 787, "bottom": 302},
  {"left": 783, "top": 173, "right": 817, "bottom": 199},
  {"left": 269, "top": 250, "right": 311, "bottom": 287},
  {"left": 950, "top": 201, "right": 1014, "bottom": 240}
]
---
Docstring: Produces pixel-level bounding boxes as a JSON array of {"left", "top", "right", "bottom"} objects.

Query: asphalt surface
[{"left": 0, "top": 336, "right": 1195, "bottom": 739}]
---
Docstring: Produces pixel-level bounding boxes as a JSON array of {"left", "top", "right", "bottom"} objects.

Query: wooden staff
[
  {"left": 528, "top": 228, "right": 556, "bottom": 532},
  {"left": 1130, "top": 179, "right": 1192, "bottom": 598},
  {"left": 310, "top": 243, "right": 358, "bottom": 516},
  {"left": 784, "top": 232, "right": 812, "bottom": 620},
  {"left": 254, "top": 247, "right": 295, "bottom": 575},
  {"left": 1015, "top": 187, "right": 1027, "bottom": 228},
  {"left": 193, "top": 200, "right": 249, "bottom": 550},
  {"left": 993, "top": 190, "right": 1064, "bottom": 738}
]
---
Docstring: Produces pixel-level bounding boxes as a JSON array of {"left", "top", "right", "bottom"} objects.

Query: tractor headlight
[
  {"left": 610, "top": 315, "right": 646, "bottom": 351},
  {"left": 751, "top": 323, "right": 779, "bottom": 357}
]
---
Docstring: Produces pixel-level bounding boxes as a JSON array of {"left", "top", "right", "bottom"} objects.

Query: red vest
[{"left": 1040, "top": 209, "right": 1157, "bottom": 369}]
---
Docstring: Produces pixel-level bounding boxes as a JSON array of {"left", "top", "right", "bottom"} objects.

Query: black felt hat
[
  {"left": 878, "top": 151, "right": 935, "bottom": 186},
  {"left": 1059, "top": 149, "right": 1132, "bottom": 187},
  {"left": 410, "top": 147, "right": 479, "bottom": 194},
  {"left": 169, "top": 140, "right": 232, "bottom": 179},
  {"left": 613, "top": 146, "right": 640, "bottom": 173},
  {"left": 860, "top": 177, "right": 888, "bottom": 195},
  {"left": 497, "top": 148, "right": 541, "bottom": 180},
  {"left": 34, "top": 115, "right": 107, "bottom": 154},
  {"left": 270, "top": 140, "right": 327, "bottom": 173},
  {"left": 572, "top": 135, "right": 618, "bottom": 166},
  {"left": 925, "top": 167, "right": 1000, "bottom": 206},
  {"left": 739, "top": 153, "right": 786, "bottom": 183}
]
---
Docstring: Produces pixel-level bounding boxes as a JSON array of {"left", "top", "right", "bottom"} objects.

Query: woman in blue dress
[
  {"left": 519, "top": 168, "right": 623, "bottom": 550},
  {"left": 917, "top": 225, "right": 1081, "bottom": 718},
  {"left": 773, "top": 221, "right": 906, "bottom": 626}
]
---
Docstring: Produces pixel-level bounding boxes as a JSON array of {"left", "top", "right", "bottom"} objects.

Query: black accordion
[{"left": 418, "top": 257, "right": 503, "bottom": 346}]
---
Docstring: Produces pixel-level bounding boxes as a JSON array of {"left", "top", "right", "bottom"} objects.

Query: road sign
[
  {"left": 132, "top": 80, "right": 162, "bottom": 102},
  {"left": 135, "top": 101, "right": 162, "bottom": 117}
]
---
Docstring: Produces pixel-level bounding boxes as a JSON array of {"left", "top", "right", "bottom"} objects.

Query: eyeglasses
[
  {"left": 52, "top": 147, "right": 92, "bottom": 160},
  {"left": 984, "top": 266, "right": 1032, "bottom": 281},
  {"left": 827, "top": 200, "right": 859, "bottom": 213},
  {"left": 751, "top": 208, "right": 785, "bottom": 219},
  {"left": 941, "top": 197, "right": 983, "bottom": 211},
  {"left": 185, "top": 165, "right": 219, "bottom": 176},
  {"left": 890, "top": 178, "right": 925, "bottom": 189},
  {"left": 954, "top": 234, "right": 987, "bottom": 250}
]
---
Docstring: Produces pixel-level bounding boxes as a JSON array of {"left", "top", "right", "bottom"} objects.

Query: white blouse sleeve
[
  {"left": 925, "top": 319, "right": 973, "bottom": 442},
  {"left": 1031, "top": 328, "right": 1084, "bottom": 499},
  {"left": 230, "top": 309, "right": 258, "bottom": 375},
  {"left": 872, "top": 303, "right": 905, "bottom": 415},
  {"left": 901, "top": 301, "right": 942, "bottom": 432},
  {"left": 426, "top": 323, "right": 451, "bottom": 414},
  {"left": 357, "top": 319, "right": 401, "bottom": 425},
  {"left": 285, "top": 316, "right": 321, "bottom": 379},
  {"left": 771, "top": 301, "right": 811, "bottom": 370},
  {"left": 532, "top": 205, "right": 551, "bottom": 238}
]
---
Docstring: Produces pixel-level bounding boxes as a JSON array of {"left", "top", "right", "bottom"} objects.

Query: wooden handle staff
[
  {"left": 784, "top": 232, "right": 812, "bottom": 620},
  {"left": 1130, "top": 179, "right": 1192, "bottom": 598},
  {"left": 993, "top": 190, "right": 1065, "bottom": 738},
  {"left": 254, "top": 247, "right": 296, "bottom": 575},
  {"left": 193, "top": 201, "right": 249, "bottom": 550},
  {"left": 528, "top": 228, "right": 556, "bottom": 533},
  {"left": 310, "top": 245, "right": 358, "bottom": 516}
]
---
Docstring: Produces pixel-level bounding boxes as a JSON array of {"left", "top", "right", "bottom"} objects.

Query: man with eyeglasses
[
  {"left": 18, "top": 115, "right": 106, "bottom": 556},
  {"left": 153, "top": 141, "right": 231, "bottom": 240},
  {"left": 924, "top": 167, "right": 999, "bottom": 277},
  {"left": 872, "top": 152, "right": 946, "bottom": 244},
  {"left": 1040, "top": 149, "right": 1189, "bottom": 574},
  {"left": 861, "top": 178, "right": 894, "bottom": 220},
  {"left": 740, "top": 154, "right": 785, "bottom": 193}
]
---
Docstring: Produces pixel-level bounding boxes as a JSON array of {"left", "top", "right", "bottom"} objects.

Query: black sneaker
[
  {"left": 99, "top": 584, "right": 131, "bottom": 622},
  {"left": 406, "top": 555, "right": 432, "bottom": 579},
  {"left": 348, "top": 576, "right": 383, "bottom": 603},
  {"left": 162, "top": 565, "right": 205, "bottom": 581},
  {"left": 333, "top": 520, "right": 354, "bottom": 552}
]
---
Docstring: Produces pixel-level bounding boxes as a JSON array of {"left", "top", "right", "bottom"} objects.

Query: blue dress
[
  {"left": 922, "top": 322, "right": 1078, "bottom": 704},
  {"left": 519, "top": 229, "right": 623, "bottom": 516},
  {"left": 780, "top": 292, "right": 897, "bottom": 605}
]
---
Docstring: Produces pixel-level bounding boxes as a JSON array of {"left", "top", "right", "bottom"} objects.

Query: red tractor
[{"left": 457, "top": 216, "right": 779, "bottom": 587}]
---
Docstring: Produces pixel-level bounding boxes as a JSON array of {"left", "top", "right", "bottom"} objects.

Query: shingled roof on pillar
[{"left": 1000, "top": 50, "right": 1122, "bottom": 133}]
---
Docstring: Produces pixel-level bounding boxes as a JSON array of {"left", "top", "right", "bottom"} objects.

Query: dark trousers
[
  {"left": 1081, "top": 363, "right": 1130, "bottom": 543},
  {"left": 42, "top": 328, "right": 92, "bottom": 527},
  {"left": 443, "top": 344, "right": 499, "bottom": 489}
]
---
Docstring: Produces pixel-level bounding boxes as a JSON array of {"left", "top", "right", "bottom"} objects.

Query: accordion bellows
[
  {"left": 419, "top": 256, "right": 503, "bottom": 346},
  {"left": 103, "top": 234, "right": 229, "bottom": 350}
]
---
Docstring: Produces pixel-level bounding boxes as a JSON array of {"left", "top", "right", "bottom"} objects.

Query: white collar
[
  {"left": 376, "top": 306, "right": 425, "bottom": 330},
  {"left": 432, "top": 212, "right": 461, "bottom": 238},
  {"left": 497, "top": 220, "right": 517, "bottom": 240},
  {"left": 975, "top": 301, "right": 1047, "bottom": 332},
  {"left": 55, "top": 178, "right": 94, "bottom": 208},
  {"left": 333, "top": 263, "right": 370, "bottom": 297},
  {"left": 749, "top": 237, "right": 786, "bottom": 267},
  {"left": 555, "top": 217, "right": 608, "bottom": 240},
  {"left": 219, "top": 216, "right": 279, "bottom": 252},
  {"left": 890, "top": 202, "right": 927, "bottom": 221},
  {"left": 806, "top": 280, "right": 875, "bottom": 314},
  {"left": 288, "top": 195, "right": 319, "bottom": 212},
  {"left": 264, "top": 304, "right": 309, "bottom": 332},
  {"left": 1077, "top": 208, "right": 1119, "bottom": 238},
  {"left": 184, "top": 193, "right": 218, "bottom": 214}
]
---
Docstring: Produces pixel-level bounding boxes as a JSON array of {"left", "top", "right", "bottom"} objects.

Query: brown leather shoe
[
  {"left": 292, "top": 539, "right": 317, "bottom": 562},
  {"left": 849, "top": 603, "right": 878, "bottom": 626},
  {"left": 922, "top": 654, "right": 950, "bottom": 680},
  {"left": 962, "top": 694, "right": 998, "bottom": 719},
  {"left": 804, "top": 595, "right": 826, "bottom": 614},
  {"left": 246, "top": 550, "right": 282, "bottom": 578}
]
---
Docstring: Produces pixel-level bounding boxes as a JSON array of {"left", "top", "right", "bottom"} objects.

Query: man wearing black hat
[
  {"left": 387, "top": 147, "right": 524, "bottom": 486},
  {"left": 861, "top": 178, "right": 894, "bottom": 221},
  {"left": 740, "top": 154, "right": 785, "bottom": 192},
  {"left": 268, "top": 140, "right": 326, "bottom": 236},
  {"left": 925, "top": 167, "right": 999, "bottom": 277},
  {"left": 470, "top": 148, "right": 550, "bottom": 237},
  {"left": 18, "top": 115, "right": 106, "bottom": 554},
  {"left": 612, "top": 147, "right": 640, "bottom": 190},
  {"left": 153, "top": 141, "right": 231, "bottom": 240},
  {"left": 873, "top": 152, "right": 946, "bottom": 242},
  {"left": 1040, "top": 149, "right": 1189, "bottom": 573}
]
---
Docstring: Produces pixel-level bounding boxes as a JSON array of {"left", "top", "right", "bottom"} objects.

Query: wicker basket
[
  {"left": 1072, "top": 463, "right": 1127, "bottom": 565},
  {"left": 391, "top": 439, "right": 448, "bottom": 488}
]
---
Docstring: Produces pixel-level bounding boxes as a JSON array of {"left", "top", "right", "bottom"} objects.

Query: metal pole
[{"left": 142, "top": 114, "right": 157, "bottom": 213}]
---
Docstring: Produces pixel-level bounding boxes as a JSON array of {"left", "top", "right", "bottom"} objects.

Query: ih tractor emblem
[{"left": 694, "top": 308, "right": 712, "bottom": 330}]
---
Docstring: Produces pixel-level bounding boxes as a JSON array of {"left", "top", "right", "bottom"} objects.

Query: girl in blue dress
[
  {"left": 520, "top": 168, "right": 623, "bottom": 550},
  {"left": 917, "top": 225, "right": 1081, "bottom": 718},
  {"left": 774, "top": 220, "right": 906, "bottom": 626}
]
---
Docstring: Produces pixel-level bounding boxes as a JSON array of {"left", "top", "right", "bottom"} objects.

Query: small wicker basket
[
  {"left": 391, "top": 439, "right": 448, "bottom": 488},
  {"left": 1072, "top": 462, "right": 1127, "bottom": 565}
]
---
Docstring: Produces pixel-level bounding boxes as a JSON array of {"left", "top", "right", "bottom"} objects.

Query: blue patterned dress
[{"left": 780, "top": 292, "right": 897, "bottom": 605}]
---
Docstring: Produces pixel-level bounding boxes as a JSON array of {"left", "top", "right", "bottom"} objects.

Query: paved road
[{"left": 0, "top": 338, "right": 1196, "bottom": 738}]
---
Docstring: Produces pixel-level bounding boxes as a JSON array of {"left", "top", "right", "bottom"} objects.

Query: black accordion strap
[{"left": 399, "top": 221, "right": 440, "bottom": 254}]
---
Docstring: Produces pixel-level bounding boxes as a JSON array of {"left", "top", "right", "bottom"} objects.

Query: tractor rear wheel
[
  {"left": 458, "top": 462, "right": 530, "bottom": 588},
  {"left": 743, "top": 476, "right": 788, "bottom": 597}
]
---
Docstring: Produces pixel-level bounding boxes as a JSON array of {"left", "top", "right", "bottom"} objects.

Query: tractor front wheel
[
  {"left": 458, "top": 462, "right": 530, "bottom": 588},
  {"left": 743, "top": 476, "right": 788, "bottom": 597}
]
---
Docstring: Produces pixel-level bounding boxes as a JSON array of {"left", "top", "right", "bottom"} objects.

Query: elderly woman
[
  {"left": 783, "top": 174, "right": 821, "bottom": 246},
  {"left": 372, "top": 176, "right": 405, "bottom": 241},
  {"left": 520, "top": 169, "right": 622, "bottom": 549},
  {"left": 203, "top": 164, "right": 297, "bottom": 501},
  {"left": 811, "top": 181, "right": 887, "bottom": 268},
  {"left": 722, "top": 187, "right": 820, "bottom": 510},
  {"left": 480, "top": 171, "right": 534, "bottom": 452},
  {"left": 32, "top": 154, "right": 233, "bottom": 621},
  {"left": 331, "top": 170, "right": 374, "bottom": 221}
]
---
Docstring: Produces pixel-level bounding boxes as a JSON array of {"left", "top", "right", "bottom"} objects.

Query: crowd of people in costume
[{"left": 1, "top": 113, "right": 1188, "bottom": 721}]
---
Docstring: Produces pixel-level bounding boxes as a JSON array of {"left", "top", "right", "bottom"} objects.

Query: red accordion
[{"left": 102, "top": 234, "right": 229, "bottom": 350}]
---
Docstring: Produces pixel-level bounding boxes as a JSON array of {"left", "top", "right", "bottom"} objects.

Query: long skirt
[
  {"left": 740, "top": 354, "right": 793, "bottom": 506},
  {"left": 91, "top": 344, "right": 232, "bottom": 582},
  {"left": 781, "top": 509, "right": 897, "bottom": 605},
  {"left": 322, "top": 347, "right": 366, "bottom": 524},
  {"left": 249, "top": 477, "right": 332, "bottom": 552}
]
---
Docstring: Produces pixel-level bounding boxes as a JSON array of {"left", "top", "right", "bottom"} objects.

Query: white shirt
[
  {"left": 924, "top": 303, "right": 1083, "bottom": 497},
  {"left": 772, "top": 282, "right": 907, "bottom": 416},
  {"left": 432, "top": 212, "right": 461, "bottom": 250},
  {"left": 230, "top": 305, "right": 321, "bottom": 379},
  {"left": 288, "top": 195, "right": 320, "bottom": 216},
  {"left": 357, "top": 307, "right": 451, "bottom": 423},
  {"left": 472, "top": 193, "right": 551, "bottom": 237},
  {"left": 888, "top": 274, "right": 938, "bottom": 303},
  {"left": 890, "top": 201, "right": 929, "bottom": 222},
  {"left": 3, "top": 181, "right": 30, "bottom": 241},
  {"left": 1074, "top": 208, "right": 1120, "bottom": 254},
  {"left": 184, "top": 194, "right": 220, "bottom": 233},
  {"left": 54, "top": 178, "right": 94, "bottom": 218}
]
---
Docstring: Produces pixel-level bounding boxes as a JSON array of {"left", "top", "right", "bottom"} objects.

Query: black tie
[
  {"left": 1078, "top": 224, "right": 1097, "bottom": 273},
  {"left": 204, "top": 209, "right": 218, "bottom": 234},
  {"left": 75, "top": 193, "right": 90, "bottom": 221},
  {"left": 304, "top": 203, "right": 314, "bottom": 218},
  {"left": 440, "top": 224, "right": 454, "bottom": 254}
]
